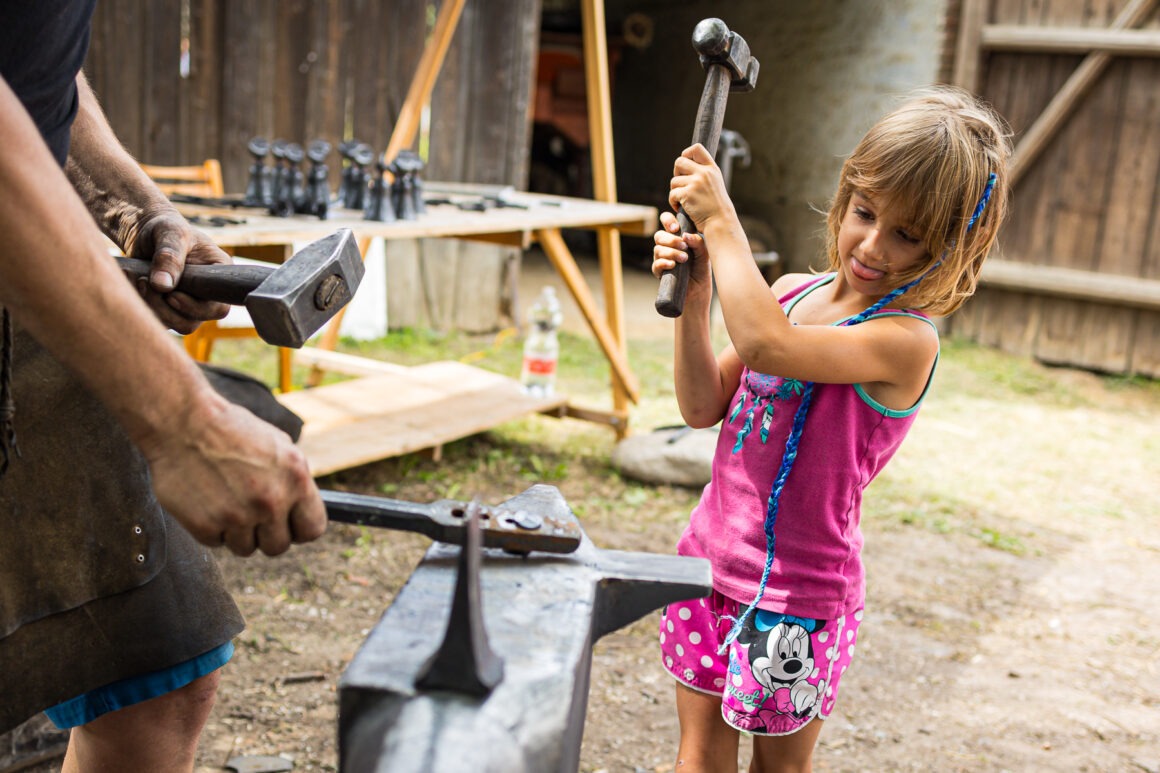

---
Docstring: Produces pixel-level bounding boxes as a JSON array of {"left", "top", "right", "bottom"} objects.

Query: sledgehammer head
[
  {"left": 246, "top": 228, "right": 364, "bottom": 348},
  {"left": 693, "top": 18, "right": 759, "bottom": 92}
]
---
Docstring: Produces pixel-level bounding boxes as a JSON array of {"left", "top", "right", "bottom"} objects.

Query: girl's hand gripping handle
[{"left": 655, "top": 207, "right": 698, "bottom": 318}]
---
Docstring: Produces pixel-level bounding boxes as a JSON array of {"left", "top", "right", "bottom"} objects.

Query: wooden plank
[
  {"left": 988, "top": 290, "right": 1043, "bottom": 358},
  {"left": 140, "top": 0, "right": 182, "bottom": 163},
  {"left": 1035, "top": 298, "right": 1134, "bottom": 373},
  {"left": 278, "top": 361, "right": 568, "bottom": 475},
  {"left": 384, "top": 238, "right": 427, "bottom": 329},
  {"left": 1128, "top": 310, "right": 1160, "bottom": 377},
  {"left": 580, "top": 0, "right": 631, "bottom": 426},
  {"left": 303, "top": 0, "right": 345, "bottom": 146},
  {"left": 953, "top": 0, "right": 989, "bottom": 91},
  {"left": 382, "top": 0, "right": 467, "bottom": 166},
  {"left": 273, "top": 0, "right": 309, "bottom": 140},
  {"left": 1098, "top": 57, "right": 1160, "bottom": 276},
  {"left": 220, "top": 0, "right": 277, "bottom": 193},
  {"left": 90, "top": 0, "right": 146, "bottom": 155},
  {"left": 291, "top": 348, "right": 412, "bottom": 377},
  {"left": 1076, "top": 304, "right": 1136, "bottom": 372},
  {"left": 980, "top": 258, "right": 1160, "bottom": 309},
  {"left": 1047, "top": 56, "right": 1125, "bottom": 270},
  {"left": 1034, "top": 297, "right": 1088, "bottom": 366},
  {"left": 982, "top": 25, "right": 1160, "bottom": 54},
  {"left": 452, "top": 241, "right": 515, "bottom": 332},
  {"left": 186, "top": 0, "right": 222, "bottom": 166},
  {"left": 347, "top": 0, "right": 427, "bottom": 154},
  {"left": 418, "top": 238, "right": 462, "bottom": 330}
]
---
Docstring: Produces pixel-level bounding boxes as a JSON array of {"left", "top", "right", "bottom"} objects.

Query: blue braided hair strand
[{"left": 719, "top": 172, "right": 997, "bottom": 652}]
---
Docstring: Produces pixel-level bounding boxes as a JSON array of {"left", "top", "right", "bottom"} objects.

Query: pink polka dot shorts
[{"left": 658, "top": 590, "right": 862, "bottom": 736}]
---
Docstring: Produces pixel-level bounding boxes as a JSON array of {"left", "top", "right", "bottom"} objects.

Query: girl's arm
[
  {"left": 671, "top": 145, "right": 938, "bottom": 394},
  {"left": 653, "top": 211, "right": 742, "bottom": 427}
]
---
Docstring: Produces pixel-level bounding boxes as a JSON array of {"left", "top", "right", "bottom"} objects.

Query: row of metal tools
[{"left": 242, "top": 137, "right": 426, "bottom": 223}]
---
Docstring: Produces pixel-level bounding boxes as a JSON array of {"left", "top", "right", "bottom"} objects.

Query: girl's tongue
[{"left": 851, "top": 257, "right": 885, "bottom": 281}]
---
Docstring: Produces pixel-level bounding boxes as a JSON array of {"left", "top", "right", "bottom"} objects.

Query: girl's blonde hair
[{"left": 824, "top": 86, "right": 1012, "bottom": 316}]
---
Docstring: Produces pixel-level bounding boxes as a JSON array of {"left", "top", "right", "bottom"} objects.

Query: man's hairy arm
[{"left": 67, "top": 72, "right": 231, "bottom": 332}]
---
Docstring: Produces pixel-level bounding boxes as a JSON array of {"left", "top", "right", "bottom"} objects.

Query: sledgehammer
[
  {"left": 655, "top": 18, "right": 759, "bottom": 318},
  {"left": 116, "top": 228, "right": 363, "bottom": 348}
]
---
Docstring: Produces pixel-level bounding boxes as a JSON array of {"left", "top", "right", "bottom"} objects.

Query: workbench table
[{"left": 179, "top": 187, "right": 657, "bottom": 476}]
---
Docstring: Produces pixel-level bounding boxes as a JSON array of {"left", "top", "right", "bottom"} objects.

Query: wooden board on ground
[{"left": 277, "top": 359, "right": 566, "bottom": 477}]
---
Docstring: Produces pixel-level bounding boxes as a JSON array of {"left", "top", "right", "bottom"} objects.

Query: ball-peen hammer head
[
  {"left": 244, "top": 228, "right": 364, "bottom": 348},
  {"left": 692, "top": 18, "right": 759, "bottom": 92}
]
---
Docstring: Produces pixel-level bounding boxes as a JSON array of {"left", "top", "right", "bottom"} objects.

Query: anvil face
[{"left": 337, "top": 485, "right": 711, "bottom": 773}]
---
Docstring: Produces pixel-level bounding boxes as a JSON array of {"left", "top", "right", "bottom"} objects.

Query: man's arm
[
  {"left": 66, "top": 72, "right": 230, "bottom": 332},
  {"left": 0, "top": 73, "right": 326, "bottom": 556}
]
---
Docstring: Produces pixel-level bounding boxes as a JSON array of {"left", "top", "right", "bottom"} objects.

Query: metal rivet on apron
[
  {"left": 136, "top": 554, "right": 145, "bottom": 563},
  {"left": 134, "top": 525, "right": 143, "bottom": 535}
]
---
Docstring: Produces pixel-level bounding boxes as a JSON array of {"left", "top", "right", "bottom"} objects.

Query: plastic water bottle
[{"left": 520, "top": 286, "right": 563, "bottom": 397}]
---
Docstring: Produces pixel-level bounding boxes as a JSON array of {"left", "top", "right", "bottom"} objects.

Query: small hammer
[
  {"left": 655, "top": 18, "right": 759, "bottom": 318},
  {"left": 116, "top": 228, "right": 364, "bottom": 348}
]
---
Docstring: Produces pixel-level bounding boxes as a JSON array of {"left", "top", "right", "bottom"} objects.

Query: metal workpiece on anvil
[
  {"left": 322, "top": 489, "right": 581, "bottom": 555},
  {"left": 337, "top": 484, "right": 711, "bottom": 773}
]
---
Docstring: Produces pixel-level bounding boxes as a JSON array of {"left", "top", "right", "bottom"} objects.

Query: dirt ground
[{"left": 19, "top": 255, "right": 1160, "bottom": 773}]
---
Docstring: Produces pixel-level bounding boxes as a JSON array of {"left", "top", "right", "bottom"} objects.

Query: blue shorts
[{"left": 43, "top": 641, "right": 234, "bottom": 729}]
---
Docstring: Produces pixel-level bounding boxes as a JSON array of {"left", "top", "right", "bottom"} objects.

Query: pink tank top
[{"left": 676, "top": 274, "right": 937, "bottom": 619}]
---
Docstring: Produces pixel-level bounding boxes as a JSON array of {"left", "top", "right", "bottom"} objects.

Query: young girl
[{"left": 651, "top": 86, "right": 1011, "bottom": 771}]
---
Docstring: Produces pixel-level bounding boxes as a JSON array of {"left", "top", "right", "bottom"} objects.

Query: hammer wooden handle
[
  {"left": 654, "top": 64, "right": 732, "bottom": 318},
  {"left": 115, "top": 257, "right": 274, "bottom": 306}
]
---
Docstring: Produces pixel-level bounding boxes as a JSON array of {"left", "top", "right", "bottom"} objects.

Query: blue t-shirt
[{"left": 0, "top": 0, "right": 98, "bottom": 166}]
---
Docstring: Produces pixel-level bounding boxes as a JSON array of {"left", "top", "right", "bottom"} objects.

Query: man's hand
[
  {"left": 127, "top": 210, "right": 232, "bottom": 334},
  {"left": 142, "top": 389, "right": 327, "bottom": 557}
]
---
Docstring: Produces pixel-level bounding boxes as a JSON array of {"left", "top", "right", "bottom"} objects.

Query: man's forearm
[{"left": 65, "top": 72, "right": 175, "bottom": 254}]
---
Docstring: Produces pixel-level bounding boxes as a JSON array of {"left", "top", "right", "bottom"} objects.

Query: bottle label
[{"left": 522, "top": 356, "right": 557, "bottom": 376}]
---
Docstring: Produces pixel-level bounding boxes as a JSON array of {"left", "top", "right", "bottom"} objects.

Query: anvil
[{"left": 337, "top": 484, "right": 711, "bottom": 773}]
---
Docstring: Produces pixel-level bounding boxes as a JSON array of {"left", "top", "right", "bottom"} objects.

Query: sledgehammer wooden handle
[
  {"left": 115, "top": 257, "right": 274, "bottom": 306},
  {"left": 655, "top": 206, "right": 703, "bottom": 318},
  {"left": 655, "top": 17, "right": 758, "bottom": 318},
  {"left": 654, "top": 71, "right": 730, "bottom": 319}
]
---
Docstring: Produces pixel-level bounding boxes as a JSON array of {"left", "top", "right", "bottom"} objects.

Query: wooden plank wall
[
  {"left": 948, "top": 0, "right": 1160, "bottom": 377},
  {"left": 84, "top": 0, "right": 542, "bottom": 333},
  {"left": 86, "top": 0, "right": 431, "bottom": 193}
]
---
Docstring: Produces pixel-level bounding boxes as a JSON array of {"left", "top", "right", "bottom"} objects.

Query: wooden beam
[
  {"left": 980, "top": 259, "right": 1160, "bottom": 310},
  {"left": 1009, "top": 0, "right": 1159, "bottom": 187},
  {"left": 952, "top": 0, "right": 988, "bottom": 92},
  {"left": 982, "top": 25, "right": 1160, "bottom": 56},
  {"left": 580, "top": 0, "right": 631, "bottom": 429},
  {"left": 535, "top": 227, "right": 640, "bottom": 404}
]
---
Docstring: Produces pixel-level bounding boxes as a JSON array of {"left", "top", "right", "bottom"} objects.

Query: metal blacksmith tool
[
  {"left": 243, "top": 136, "right": 273, "bottom": 208},
  {"left": 116, "top": 228, "right": 364, "bottom": 348},
  {"left": 322, "top": 488, "right": 581, "bottom": 555},
  {"left": 337, "top": 484, "right": 712, "bottom": 773},
  {"left": 655, "top": 17, "right": 759, "bottom": 318}
]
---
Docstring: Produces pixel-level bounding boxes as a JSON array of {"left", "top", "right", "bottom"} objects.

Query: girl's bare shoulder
[{"left": 771, "top": 272, "right": 820, "bottom": 295}]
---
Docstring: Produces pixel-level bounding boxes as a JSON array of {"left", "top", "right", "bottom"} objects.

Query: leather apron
[{"left": 0, "top": 328, "right": 244, "bottom": 734}]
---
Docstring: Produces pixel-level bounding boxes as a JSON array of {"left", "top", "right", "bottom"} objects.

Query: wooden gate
[{"left": 948, "top": 0, "right": 1160, "bottom": 378}]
